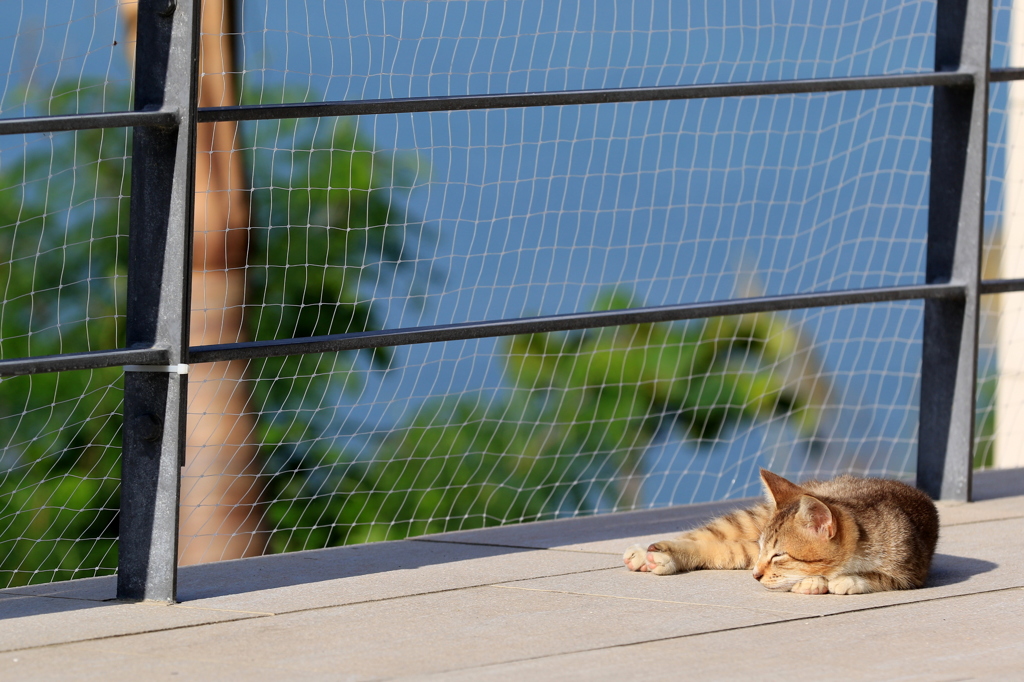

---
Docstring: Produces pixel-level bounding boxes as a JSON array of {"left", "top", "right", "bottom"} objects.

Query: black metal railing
[{"left": 0, "top": 0, "right": 1008, "bottom": 602}]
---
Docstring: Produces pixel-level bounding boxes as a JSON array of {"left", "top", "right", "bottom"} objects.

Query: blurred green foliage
[
  {"left": 0, "top": 84, "right": 130, "bottom": 586},
  {"left": 238, "top": 114, "right": 825, "bottom": 554},
  {"left": 264, "top": 291, "right": 824, "bottom": 552},
  {"left": 506, "top": 291, "right": 822, "bottom": 445},
  {"left": 975, "top": 372, "right": 996, "bottom": 469},
  {"left": 264, "top": 397, "right": 559, "bottom": 550},
  {"left": 246, "top": 115, "right": 424, "bottom": 406},
  {"left": 1, "top": 82, "right": 827, "bottom": 584}
]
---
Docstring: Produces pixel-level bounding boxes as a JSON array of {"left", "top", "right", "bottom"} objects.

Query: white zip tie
[{"left": 123, "top": 364, "right": 190, "bottom": 375}]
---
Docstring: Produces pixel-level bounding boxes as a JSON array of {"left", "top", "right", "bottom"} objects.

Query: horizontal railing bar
[
  {"left": 0, "top": 346, "right": 170, "bottom": 377},
  {"left": 198, "top": 71, "right": 973, "bottom": 123},
  {"left": 0, "top": 71, "right": 981, "bottom": 134},
  {"left": 0, "top": 109, "right": 178, "bottom": 136},
  {"left": 0, "top": 69, "right": 1008, "bottom": 136},
  {"left": 990, "top": 67, "right": 1024, "bottom": 82},
  {"left": 190, "top": 282, "right": 965, "bottom": 364},
  {"left": 980, "top": 278, "right": 1024, "bottom": 294}
]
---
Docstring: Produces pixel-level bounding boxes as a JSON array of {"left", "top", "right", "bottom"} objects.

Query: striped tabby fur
[{"left": 623, "top": 469, "right": 939, "bottom": 595}]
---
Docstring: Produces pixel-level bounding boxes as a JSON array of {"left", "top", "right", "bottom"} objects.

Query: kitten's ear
[
  {"left": 760, "top": 469, "right": 804, "bottom": 509},
  {"left": 797, "top": 496, "right": 836, "bottom": 540}
]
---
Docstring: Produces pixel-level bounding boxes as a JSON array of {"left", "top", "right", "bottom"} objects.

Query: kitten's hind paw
[
  {"left": 623, "top": 545, "right": 649, "bottom": 572},
  {"left": 791, "top": 576, "right": 829, "bottom": 595},
  {"left": 645, "top": 542, "right": 679, "bottom": 575}
]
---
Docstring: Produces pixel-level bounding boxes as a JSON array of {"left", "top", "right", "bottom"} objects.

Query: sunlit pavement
[{"left": 2, "top": 468, "right": 1022, "bottom": 680}]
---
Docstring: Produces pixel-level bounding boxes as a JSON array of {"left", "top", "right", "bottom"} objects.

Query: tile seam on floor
[
  {"left": 941, "top": 514, "right": 1024, "bottom": 527},
  {"left": 2, "top": 566, "right": 632, "bottom": 654},
  {"left": 0, "top": 611, "right": 272, "bottom": 655},
  {"left": 0, "top": 591, "right": 113, "bottom": 603},
  {"left": 487, "top": 584, "right": 810, "bottom": 616},
  {"left": 411, "top": 537, "right": 619, "bottom": 555},
  {"left": 411, "top": 538, "right": 551, "bottom": 551},
  {"left": 487, "top": 577, "right": 1024, "bottom": 617},
  {"left": 6, "top": 580, "right": 1021, "bottom": 659},
  {"left": 170, "top": 565, "right": 623, "bottom": 620},
  {"left": 1, "top": 561, "right": 621, "bottom": 614},
  {"left": 407, "top": 585, "right": 1024, "bottom": 680},
  {"left": 170, "top": 604, "right": 275, "bottom": 616}
]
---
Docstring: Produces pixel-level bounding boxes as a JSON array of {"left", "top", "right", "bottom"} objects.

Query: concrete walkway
[{"left": 2, "top": 469, "right": 1023, "bottom": 680}]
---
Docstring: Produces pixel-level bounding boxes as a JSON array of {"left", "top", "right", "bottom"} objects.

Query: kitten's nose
[{"left": 752, "top": 569, "right": 764, "bottom": 581}]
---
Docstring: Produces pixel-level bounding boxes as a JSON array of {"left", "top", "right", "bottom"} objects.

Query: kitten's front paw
[
  {"left": 645, "top": 542, "right": 678, "bottom": 575},
  {"left": 829, "top": 575, "right": 871, "bottom": 595},
  {"left": 790, "top": 576, "right": 829, "bottom": 595},
  {"left": 623, "top": 545, "right": 649, "bottom": 572}
]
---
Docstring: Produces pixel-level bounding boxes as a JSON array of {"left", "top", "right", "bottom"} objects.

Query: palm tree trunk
[{"left": 120, "top": 0, "right": 268, "bottom": 564}]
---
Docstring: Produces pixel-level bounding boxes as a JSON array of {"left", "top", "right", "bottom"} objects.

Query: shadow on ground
[
  {"left": 0, "top": 539, "right": 540, "bottom": 615},
  {"left": 927, "top": 553, "right": 998, "bottom": 587}
]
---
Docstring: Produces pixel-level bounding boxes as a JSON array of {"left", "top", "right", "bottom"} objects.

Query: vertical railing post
[
  {"left": 117, "top": 0, "right": 200, "bottom": 602},
  {"left": 919, "top": 0, "right": 991, "bottom": 501}
]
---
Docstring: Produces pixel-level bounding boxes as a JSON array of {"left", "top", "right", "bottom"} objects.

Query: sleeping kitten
[{"left": 623, "top": 469, "right": 939, "bottom": 594}]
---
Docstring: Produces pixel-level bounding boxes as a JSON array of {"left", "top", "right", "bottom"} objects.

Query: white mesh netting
[
  {"left": 0, "top": 0, "right": 1013, "bottom": 585},
  {"left": 0, "top": 1, "right": 133, "bottom": 585}
]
